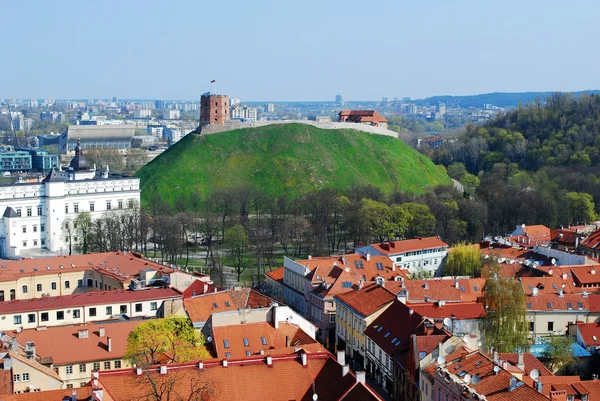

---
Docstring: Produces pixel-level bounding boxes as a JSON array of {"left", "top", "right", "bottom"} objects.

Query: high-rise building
[
  {"left": 200, "top": 94, "right": 229, "bottom": 125},
  {"left": 335, "top": 94, "right": 344, "bottom": 105},
  {"left": 265, "top": 103, "right": 275, "bottom": 113},
  {"left": 231, "top": 105, "right": 258, "bottom": 122},
  {"left": 133, "top": 109, "right": 152, "bottom": 119},
  {"left": 162, "top": 109, "right": 181, "bottom": 120},
  {"left": 155, "top": 100, "right": 165, "bottom": 109}
]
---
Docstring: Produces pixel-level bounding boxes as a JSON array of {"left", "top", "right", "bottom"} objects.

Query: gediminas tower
[{"left": 200, "top": 93, "right": 229, "bottom": 125}]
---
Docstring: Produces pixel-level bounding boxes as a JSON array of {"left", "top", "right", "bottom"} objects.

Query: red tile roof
[
  {"left": 212, "top": 322, "right": 320, "bottom": 359},
  {"left": 580, "top": 228, "right": 600, "bottom": 249},
  {"left": 0, "top": 387, "right": 92, "bottom": 401},
  {"left": 334, "top": 283, "right": 395, "bottom": 318},
  {"left": 526, "top": 293, "right": 590, "bottom": 313},
  {"left": 0, "top": 252, "right": 175, "bottom": 283},
  {"left": 181, "top": 280, "right": 221, "bottom": 298},
  {"left": 183, "top": 288, "right": 273, "bottom": 323},
  {"left": 368, "top": 237, "right": 448, "bottom": 255},
  {"left": 408, "top": 302, "right": 485, "bottom": 320},
  {"left": 0, "top": 287, "right": 180, "bottom": 314},
  {"left": 574, "top": 322, "right": 600, "bottom": 347},
  {"left": 384, "top": 278, "right": 484, "bottom": 303},
  {"left": 0, "top": 363, "right": 12, "bottom": 396},
  {"left": 95, "top": 353, "right": 383, "bottom": 401},
  {"left": 265, "top": 267, "right": 284, "bottom": 282},
  {"left": 497, "top": 352, "right": 553, "bottom": 377},
  {"left": 13, "top": 320, "right": 144, "bottom": 365}
]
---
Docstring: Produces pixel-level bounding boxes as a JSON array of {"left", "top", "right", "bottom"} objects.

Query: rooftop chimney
[
  {"left": 266, "top": 356, "right": 273, "bottom": 366},
  {"left": 78, "top": 329, "right": 89, "bottom": 339},
  {"left": 301, "top": 353, "right": 307, "bottom": 366},
  {"left": 342, "top": 365, "right": 350, "bottom": 376},
  {"left": 98, "top": 327, "right": 105, "bottom": 338},
  {"left": 337, "top": 350, "right": 345, "bottom": 366},
  {"left": 454, "top": 280, "right": 459, "bottom": 289},
  {"left": 204, "top": 283, "right": 208, "bottom": 293},
  {"left": 222, "top": 360, "right": 228, "bottom": 367},
  {"left": 91, "top": 388, "right": 103, "bottom": 401},
  {"left": 136, "top": 368, "right": 142, "bottom": 376},
  {"left": 517, "top": 352, "right": 525, "bottom": 371},
  {"left": 272, "top": 304, "right": 279, "bottom": 329},
  {"left": 493, "top": 350, "right": 498, "bottom": 363},
  {"left": 366, "top": 253, "right": 371, "bottom": 261},
  {"left": 537, "top": 379, "right": 543, "bottom": 393},
  {"left": 107, "top": 337, "right": 112, "bottom": 352},
  {"left": 308, "top": 255, "right": 312, "bottom": 260},
  {"left": 285, "top": 335, "right": 290, "bottom": 348},
  {"left": 159, "top": 365, "right": 167, "bottom": 375},
  {"left": 355, "top": 371, "right": 366, "bottom": 384}
]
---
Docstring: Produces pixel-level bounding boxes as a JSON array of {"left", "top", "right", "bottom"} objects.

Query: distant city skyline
[{"left": 2, "top": 0, "right": 598, "bottom": 101}]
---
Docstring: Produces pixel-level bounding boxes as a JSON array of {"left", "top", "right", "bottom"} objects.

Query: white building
[
  {"left": 163, "top": 126, "right": 185, "bottom": 143},
  {"left": 356, "top": 237, "right": 449, "bottom": 277},
  {"left": 162, "top": 109, "right": 181, "bottom": 120},
  {"left": 133, "top": 109, "right": 152, "bottom": 119},
  {"left": 0, "top": 141, "right": 140, "bottom": 257},
  {"left": 231, "top": 105, "right": 258, "bottom": 122}
]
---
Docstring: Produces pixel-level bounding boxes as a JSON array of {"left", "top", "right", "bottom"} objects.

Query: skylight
[
  {"left": 246, "top": 350, "right": 251, "bottom": 356},
  {"left": 567, "top": 303, "right": 573, "bottom": 310},
  {"left": 547, "top": 303, "right": 552, "bottom": 309},
  {"left": 460, "top": 286, "right": 465, "bottom": 292},
  {"left": 243, "top": 338, "right": 249, "bottom": 347},
  {"left": 377, "top": 326, "right": 384, "bottom": 332},
  {"left": 261, "top": 337, "right": 267, "bottom": 345},
  {"left": 474, "top": 285, "right": 479, "bottom": 291},
  {"left": 225, "top": 352, "right": 231, "bottom": 358},
  {"left": 354, "top": 260, "right": 359, "bottom": 269},
  {"left": 225, "top": 301, "right": 231, "bottom": 307},
  {"left": 474, "top": 361, "right": 483, "bottom": 366},
  {"left": 359, "top": 260, "right": 364, "bottom": 269},
  {"left": 223, "top": 340, "right": 230, "bottom": 348},
  {"left": 384, "top": 332, "right": 390, "bottom": 338},
  {"left": 342, "top": 282, "right": 352, "bottom": 288},
  {"left": 552, "top": 283, "right": 557, "bottom": 289},
  {"left": 212, "top": 303, "right": 219, "bottom": 308},
  {"left": 527, "top": 303, "right": 532, "bottom": 308}
]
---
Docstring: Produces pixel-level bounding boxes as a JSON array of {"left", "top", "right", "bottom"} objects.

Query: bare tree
[{"left": 61, "top": 218, "right": 75, "bottom": 255}]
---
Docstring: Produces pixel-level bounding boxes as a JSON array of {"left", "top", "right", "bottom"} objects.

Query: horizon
[{"left": 2, "top": 0, "right": 599, "bottom": 101}]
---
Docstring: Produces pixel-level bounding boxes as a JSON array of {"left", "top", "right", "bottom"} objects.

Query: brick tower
[{"left": 200, "top": 94, "right": 230, "bottom": 125}]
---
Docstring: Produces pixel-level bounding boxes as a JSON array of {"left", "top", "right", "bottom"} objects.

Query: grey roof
[
  {"left": 3, "top": 207, "right": 17, "bottom": 218},
  {"left": 65, "top": 125, "right": 136, "bottom": 141},
  {"left": 42, "top": 168, "right": 65, "bottom": 183}
]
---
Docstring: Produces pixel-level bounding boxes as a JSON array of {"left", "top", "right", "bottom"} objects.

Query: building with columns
[{"left": 0, "top": 140, "right": 140, "bottom": 258}]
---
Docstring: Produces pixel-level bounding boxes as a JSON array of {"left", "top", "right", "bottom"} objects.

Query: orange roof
[
  {"left": 212, "top": 322, "right": 320, "bottom": 359},
  {"left": 497, "top": 352, "right": 553, "bottom": 377},
  {"left": 368, "top": 237, "right": 448, "bottom": 255},
  {"left": 265, "top": 266, "right": 284, "bottom": 282},
  {"left": 13, "top": 320, "right": 144, "bottom": 365},
  {"left": 0, "top": 387, "right": 92, "bottom": 401},
  {"left": 519, "top": 276, "right": 578, "bottom": 295},
  {"left": 183, "top": 288, "right": 273, "bottom": 324},
  {"left": 521, "top": 224, "right": 551, "bottom": 239},
  {"left": 0, "top": 287, "right": 180, "bottom": 314},
  {"left": 580, "top": 228, "right": 600, "bottom": 249},
  {"left": 574, "top": 322, "right": 600, "bottom": 347},
  {"left": 526, "top": 293, "right": 590, "bottom": 312},
  {"left": 409, "top": 302, "right": 485, "bottom": 320},
  {"left": 334, "top": 283, "right": 395, "bottom": 318},
  {"left": 0, "top": 251, "right": 176, "bottom": 283},
  {"left": 95, "top": 353, "right": 383, "bottom": 401}
]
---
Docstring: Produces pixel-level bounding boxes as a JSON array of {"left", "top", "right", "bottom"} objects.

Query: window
[
  {"left": 28, "top": 314, "right": 35, "bottom": 323},
  {"left": 51, "top": 282, "right": 57, "bottom": 290},
  {"left": 22, "top": 373, "right": 29, "bottom": 381},
  {"left": 225, "top": 352, "right": 231, "bottom": 358},
  {"left": 79, "top": 364, "right": 86, "bottom": 373},
  {"left": 118, "top": 200, "right": 123, "bottom": 210},
  {"left": 22, "top": 285, "right": 28, "bottom": 293},
  {"left": 57, "top": 311, "right": 64, "bottom": 320},
  {"left": 87, "top": 279, "right": 93, "bottom": 287},
  {"left": 89, "top": 308, "right": 97, "bottom": 317},
  {"left": 26, "top": 207, "right": 32, "bottom": 217},
  {"left": 41, "top": 239, "right": 45, "bottom": 246},
  {"left": 106, "top": 201, "right": 111, "bottom": 210},
  {"left": 77, "top": 279, "right": 83, "bottom": 288},
  {"left": 329, "top": 314, "right": 336, "bottom": 323},
  {"left": 13, "top": 315, "right": 21, "bottom": 324},
  {"left": 40, "top": 224, "right": 45, "bottom": 232},
  {"left": 22, "top": 226, "right": 26, "bottom": 233},
  {"left": 261, "top": 337, "right": 267, "bottom": 346},
  {"left": 135, "top": 303, "right": 142, "bottom": 312},
  {"left": 64, "top": 280, "right": 70, "bottom": 289},
  {"left": 13, "top": 374, "right": 20, "bottom": 382},
  {"left": 22, "top": 240, "right": 27, "bottom": 247},
  {"left": 106, "top": 306, "right": 113, "bottom": 315},
  {"left": 246, "top": 350, "right": 251, "bottom": 356},
  {"left": 73, "top": 309, "right": 81, "bottom": 318},
  {"left": 41, "top": 312, "right": 48, "bottom": 322},
  {"left": 120, "top": 305, "right": 127, "bottom": 314},
  {"left": 65, "top": 205, "right": 69, "bottom": 213},
  {"left": 548, "top": 322, "right": 554, "bottom": 331},
  {"left": 243, "top": 338, "right": 249, "bottom": 347},
  {"left": 128, "top": 199, "right": 134, "bottom": 208},
  {"left": 74, "top": 204, "right": 79, "bottom": 213},
  {"left": 16, "top": 208, "right": 21, "bottom": 217},
  {"left": 36, "top": 283, "right": 42, "bottom": 292},
  {"left": 9, "top": 289, "right": 15, "bottom": 300},
  {"left": 114, "top": 361, "right": 121, "bottom": 368},
  {"left": 150, "top": 302, "right": 157, "bottom": 311},
  {"left": 67, "top": 384, "right": 73, "bottom": 389},
  {"left": 104, "top": 362, "right": 111, "bottom": 370},
  {"left": 93, "top": 363, "right": 100, "bottom": 371},
  {"left": 0, "top": 290, "right": 3, "bottom": 302},
  {"left": 66, "top": 365, "right": 73, "bottom": 375},
  {"left": 89, "top": 202, "right": 95, "bottom": 212},
  {"left": 529, "top": 322, "right": 534, "bottom": 332},
  {"left": 33, "top": 239, "right": 38, "bottom": 246},
  {"left": 37, "top": 206, "right": 42, "bottom": 216},
  {"left": 223, "top": 340, "right": 230, "bottom": 348}
]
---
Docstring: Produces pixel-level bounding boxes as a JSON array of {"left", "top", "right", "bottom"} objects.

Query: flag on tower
[{"left": 210, "top": 79, "right": 216, "bottom": 83}]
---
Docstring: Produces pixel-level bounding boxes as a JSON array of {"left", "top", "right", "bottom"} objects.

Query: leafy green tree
[
  {"left": 447, "top": 162, "right": 467, "bottom": 181},
  {"left": 541, "top": 335, "right": 575, "bottom": 373},
  {"left": 390, "top": 204, "right": 412, "bottom": 239},
  {"left": 359, "top": 199, "right": 393, "bottom": 242},
  {"left": 74, "top": 212, "right": 92, "bottom": 254},
  {"left": 482, "top": 263, "right": 528, "bottom": 353},
  {"left": 565, "top": 192, "right": 596, "bottom": 224},
  {"left": 444, "top": 243, "right": 483, "bottom": 277},
  {"left": 402, "top": 203, "right": 437, "bottom": 238},
  {"left": 224, "top": 224, "right": 250, "bottom": 282},
  {"left": 124, "top": 316, "right": 209, "bottom": 367}
]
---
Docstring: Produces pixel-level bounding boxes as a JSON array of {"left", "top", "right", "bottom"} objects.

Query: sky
[{"left": 2, "top": 0, "right": 599, "bottom": 101}]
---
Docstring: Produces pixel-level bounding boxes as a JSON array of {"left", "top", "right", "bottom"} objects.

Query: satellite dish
[
  {"left": 207, "top": 336, "right": 213, "bottom": 343},
  {"left": 493, "top": 366, "right": 501, "bottom": 374},
  {"left": 443, "top": 317, "right": 452, "bottom": 327},
  {"left": 529, "top": 369, "right": 540, "bottom": 380},
  {"left": 464, "top": 374, "right": 471, "bottom": 384},
  {"left": 312, "top": 394, "right": 318, "bottom": 401},
  {"left": 548, "top": 269, "right": 553, "bottom": 275},
  {"left": 532, "top": 287, "right": 539, "bottom": 296},
  {"left": 345, "top": 267, "right": 350, "bottom": 273},
  {"left": 437, "top": 355, "right": 446, "bottom": 365},
  {"left": 463, "top": 335, "right": 471, "bottom": 343},
  {"left": 477, "top": 341, "right": 482, "bottom": 347},
  {"left": 551, "top": 258, "right": 556, "bottom": 265}
]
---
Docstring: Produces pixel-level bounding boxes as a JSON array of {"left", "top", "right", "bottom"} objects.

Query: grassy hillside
[{"left": 136, "top": 123, "right": 451, "bottom": 207}]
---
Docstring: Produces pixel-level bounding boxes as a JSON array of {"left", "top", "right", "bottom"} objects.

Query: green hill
[{"left": 136, "top": 123, "right": 451, "bottom": 207}]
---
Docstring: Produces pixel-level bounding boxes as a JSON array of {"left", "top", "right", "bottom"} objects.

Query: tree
[
  {"left": 481, "top": 263, "right": 528, "bottom": 353},
  {"left": 124, "top": 316, "right": 214, "bottom": 401},
  {"left": 444, "top": 243, "right": 483, "bottom": 277},
  {"left": 403, "top": 203, "right": 437, "bottom": 238},
  {"left": 565, "top": 192, "right": 596, "bottom": 224},
  {"left": 541, "top": 335, "right": 575, "bottom": 373},
  {"left": 61, "top": 218, "right": 75, "bottom": 255},
  {"left": 124, "top": 316, "right": 209, "bottom": 367},
  {"left": 74, "top": 212, "right": 92, "bottom": 254},
  {"left": 224, "top": 224, "right": 249, "bottom": 282},
  {"left": 84, "top": 148, "right": 125, "bottom": 173},
  {"left": 124, "top": 148, "right": 149, "bottom": 175}
]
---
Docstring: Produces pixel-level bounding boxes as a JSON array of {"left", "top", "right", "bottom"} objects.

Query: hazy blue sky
[{"left": 2, "top": 0, "right": 598, "bottom": 101}]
